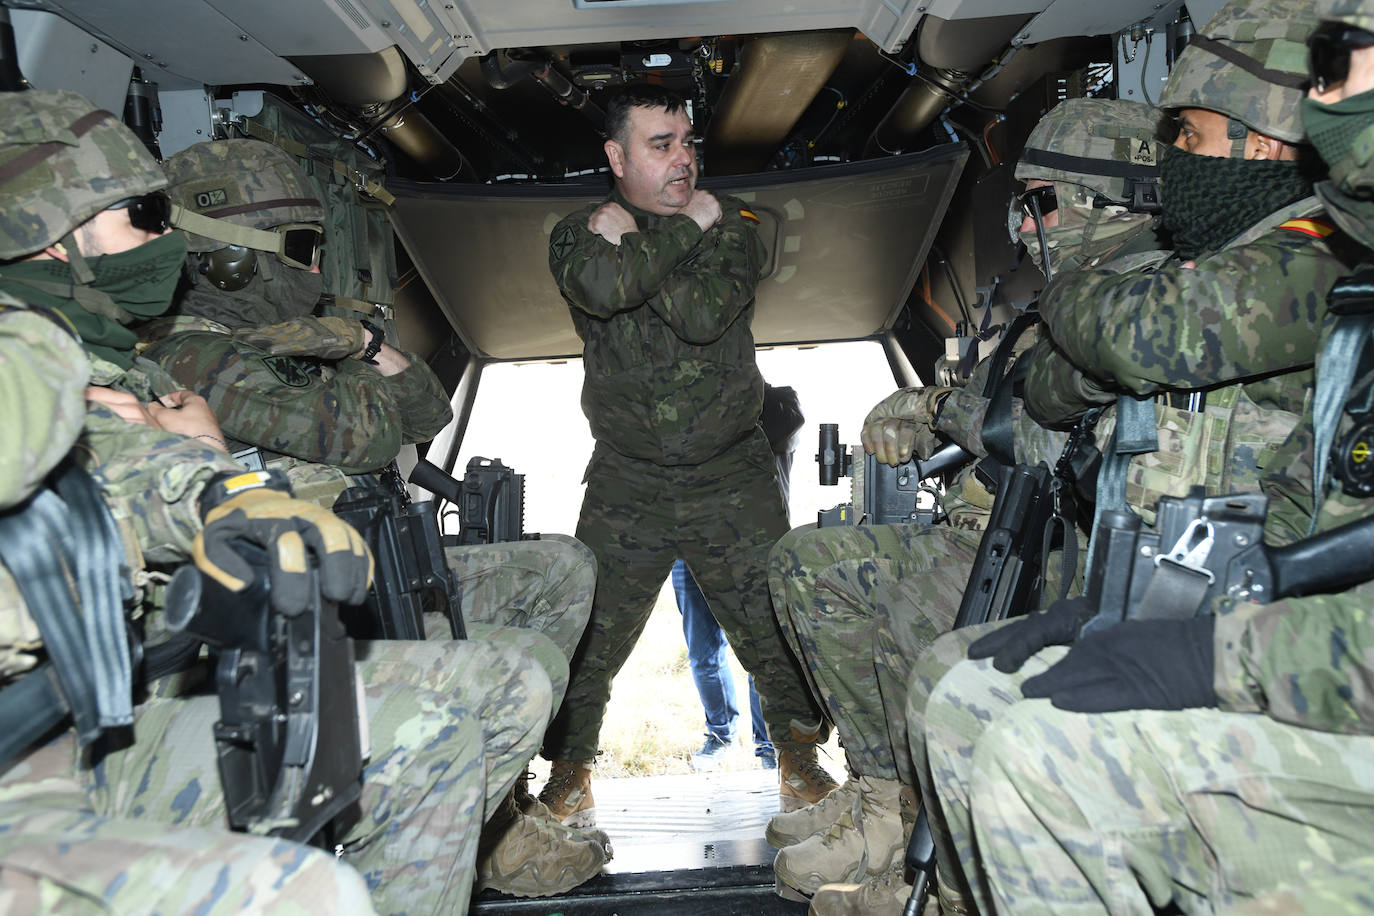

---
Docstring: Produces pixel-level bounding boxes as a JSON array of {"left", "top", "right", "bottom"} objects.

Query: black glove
[
  {"left": 966, "top": 596, "right": 1095, "bottom": 673},
  {"left": 195, "top": 471, "right": 373, "bottom": 614},
  {"left": 1020, "top": 616, "right": 1218, "bottom": 713}
]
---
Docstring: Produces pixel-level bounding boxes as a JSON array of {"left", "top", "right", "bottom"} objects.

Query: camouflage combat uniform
[
  {"left": 914, "top": 3, "right": 1374, "bottom": 911},
  {"left": 0, "top": 322, "right": 562, "bottom": 916},
  {"left": 0, "top": 91, "right": 559, "bottom": 915},
  {"left": 768, "top": 99, "right": 1167, "bottom": 793},
  {"left": 545, "top": 185, "right": 822, "bottom": 760},
  {"left": 139, "top": 140, "right": 597, "bottom": 696}
]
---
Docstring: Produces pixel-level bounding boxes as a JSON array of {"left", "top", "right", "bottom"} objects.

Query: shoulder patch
[
  {"left": 550, "top": 224, "right": 577, "bottom": 261},
  {"left": 261, "top": 355, "right": 313, "bottom": 388},
  {"left": 738, "top": 208, "right": 759, "bottom": 223},
  {"left": 1278, "top": 217, "right": 1336, "bottom": 239}
]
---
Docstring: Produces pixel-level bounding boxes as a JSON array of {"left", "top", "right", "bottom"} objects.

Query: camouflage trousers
[
  {"left": 0, "top": 800, "right": 376, "bottom": 915},
  {"left": 544, "top": 430, "right": 822, "bottom": 761},
  {"left": 768, "top": 521, "right": 983, "bottom": 784},
  {"left": 922, "top": 644, "right": 1374, "bottom": 915},
  {"left": 1215, "top": 855, "right": 1374, "bottom": 915},
  {"left": 0, "top": 636, "right": 555, "bottom": 916},
  {"left": 430, "top": 532, "right": 597, "bottom": 705}
]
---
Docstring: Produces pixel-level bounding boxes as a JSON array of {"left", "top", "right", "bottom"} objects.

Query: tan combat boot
[
  {"left": 808, "top": 857, "right": 914, "bottom": 916},
  {"left": 805, "top": 782, "right": 925, "bottom": 914},
  {"left": 476, "top": 787, "right": 613, "bottom": 897},
  {"left": 537, "top": 758, "right": 597, "bottom": 827},
  {"left": 512, "top": 770, "right": 554, "bottom": 819},
  {"left": 766, "top": 768, "right": 862, "bottom": 848},
  {"left": 774, "top": 775, "right": 911, "bottom": 898},
  {"left": 776, "top": 724, "right": 840, "bottom": 813}
]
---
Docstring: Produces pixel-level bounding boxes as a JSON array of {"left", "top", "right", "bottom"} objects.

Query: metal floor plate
[{"left": 472, "top": 768, "right": 809, "bottom": 914}]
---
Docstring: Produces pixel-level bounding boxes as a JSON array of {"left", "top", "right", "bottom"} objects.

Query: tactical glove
[
  {"left": 967, "top": 596, "right": 1094, "bottom": 673},
  {"left": 861, "top": 386, "right": 951, "bottom": 465},
  {"left": 195, "top": 470, "right": 373, "bottom": 613},
  {"left": 232, "top": 316, "right": 367, "bottom": 360},
  {"left": 1019, "top": 616, "right": 1217, "bottom": 713}
]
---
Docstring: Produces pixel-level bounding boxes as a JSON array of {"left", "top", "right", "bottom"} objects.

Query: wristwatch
[{"left": 360, "top": 319, "right": 384, "bottom": 364}]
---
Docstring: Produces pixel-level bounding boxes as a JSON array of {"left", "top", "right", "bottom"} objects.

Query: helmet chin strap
[
  {"left": 1228, "top": 117, "right": 1249, "bottom": 159},
  {"left": 1027, "top": 196, "right": 1053, "bottom": 284}
]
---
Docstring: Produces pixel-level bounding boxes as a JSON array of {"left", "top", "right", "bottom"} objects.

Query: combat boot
[
  {"left": 776, "top": 724, "right": 840, "bottom": 813},
  {"left": 476, "top": 787, "right": 613, "bottom": 897},
  {"left": 808, "top": 857, "right": 913, "bottom": 916},
  {"left": 774, "top": 775, "right": 910, "bottom": 898},
  {"left": 512, "top": 770, "right": 554, "bottom": 819},
  {"left": 767, "top": 768, "right": 862, "bottom": 848},
  {"left": 538, "top": 758, "right": 597, "bottom": 827}
]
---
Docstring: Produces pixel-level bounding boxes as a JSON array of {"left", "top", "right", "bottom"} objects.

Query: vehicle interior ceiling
[{"left": 9, "top": 0, "right": 1214, "bottom": 470}]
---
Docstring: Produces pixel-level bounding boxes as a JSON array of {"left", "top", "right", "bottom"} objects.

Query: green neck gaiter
[
  {"left": 177, "top": 262, "right": 325, "bottom": 329},
  {"left": 0, "top": 232, "right": 187, "bottom": 369},
  {"left": 1160, "top": 145, "right": 1313, "bottom": 259},
  {"left": 1303, "top": 91, "right": 1374, "bottom": 250}
]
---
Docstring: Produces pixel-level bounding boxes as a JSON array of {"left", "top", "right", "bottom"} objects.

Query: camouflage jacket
[
  {"left": 0, "top": 301, "right": 238, "bottom": 681},
  {"left": 139, "top": 316, "right": 452, "bottom": 474},
  {"left": 549, "top": 187, "right": 767, "bottom": 465},
  {"left": 1031, "top": 198, "right": 1358, "bottom": 515},
  {"left": 1036, "top": 197, "right": 1348, "bottom": 406},
  {"left": 0, "top": 299, "right": 91, "bottom": 680}
]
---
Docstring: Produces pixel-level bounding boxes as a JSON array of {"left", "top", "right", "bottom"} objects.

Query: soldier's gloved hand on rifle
[
  {"left": 1020, "top": 616, "right": 1217, "bottom": 713},
  {"left": 232, "top": 316, "right": 367, "bottom": 360},
  {"left": 967, "top": 595, "right": 1095, "bottom": 673},
  {"left": 194, "top": 470, "right": 374, "bottom": 613},
  {"left": 860, "top": 386, "right": 952, "bottom": 466}
]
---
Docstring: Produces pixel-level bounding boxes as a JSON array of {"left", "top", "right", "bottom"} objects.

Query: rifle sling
[
  {"left": 978, "top": 310, "right": 1040, "bottom": 474},
  {"left": 0, "top": 462, "right": 133, "bottom": 750}
]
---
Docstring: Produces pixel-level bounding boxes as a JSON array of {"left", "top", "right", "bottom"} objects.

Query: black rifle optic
[
  {"left": 1083, "top": 487, "right": 1374, "bottom": 633},
  {"left": 164, "top": 539, "right": 363, "bottom": 844},
  {"left": 816, "top": 423, "right": 970, "bottom": 527}
]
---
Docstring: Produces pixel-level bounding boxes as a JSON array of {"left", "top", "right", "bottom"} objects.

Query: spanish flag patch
[
  {"left": 739, "top": 208, "right": 759, "bottom": 223},
  {"left": 1278, "top": 217, "right": 1336, "bottom": 239}
]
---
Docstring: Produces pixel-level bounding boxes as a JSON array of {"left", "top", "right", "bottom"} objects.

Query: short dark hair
[{"left": 604, "top": 83, "right": 689, "bottom": 146}]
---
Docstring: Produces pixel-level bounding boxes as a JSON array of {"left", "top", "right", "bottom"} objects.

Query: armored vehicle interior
[{"left": 5, "top": 0, "right": 1222, "bottom": 911}]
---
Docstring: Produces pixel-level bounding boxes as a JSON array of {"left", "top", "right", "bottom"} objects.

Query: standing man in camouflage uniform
[
  {"left": 136, "top": 137, "right": 609, "bottom": 895},
  {"left": 0, "top": 88, "right": 561, "bottom": 915},
  {"left": 919, "top": 9, "right": 1374, "bottom": 911},
  {"left": 765, "top": 98, "right": 1168, "bottom": 914},
  {"left": 911, "top": 1, "right": 1366, "bottom": 912},
  {"left": 544, "top": 82, "right": 833, "bottom": 823}
]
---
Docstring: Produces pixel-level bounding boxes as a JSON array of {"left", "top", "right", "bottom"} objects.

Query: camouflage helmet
[
  {"left": 1318, "top": 0, "right": 1374, "bottom": 34},
  {"left": 0, "top": 89, "right": 166, "bottom": 260},
  {"left": 1157, "top": 0, "right": 1317, "bottom": 144},
  {"left": 164, "top": 139, "right": 324, "bottom": 253},
  {"left": 1015, "top": 98, "right": 1162, "bottom": 203}
]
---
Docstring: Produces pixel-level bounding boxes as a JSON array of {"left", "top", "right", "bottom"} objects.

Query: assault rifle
[
  {"left": 816, "top": 423, "right": 970, "bottom": 527},
  {"left": 411, "top": 456, "right": 528, "bottom": 546},
  {"left": 333, "top": 474, "right": 465, "bottom": 640},
  {"left": 1082, "top": 487, "right": 1374, "bottom": 634},
  {"left": 164, "top": 540, "right": 363, "bottom": 844}
]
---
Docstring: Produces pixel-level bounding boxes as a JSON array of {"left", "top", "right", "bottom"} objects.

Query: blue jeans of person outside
[{"left": 672, "top": 559, "right": 774, "bottom": 762}]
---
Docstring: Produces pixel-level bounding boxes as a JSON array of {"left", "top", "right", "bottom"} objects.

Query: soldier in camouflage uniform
[
  {"left": 0, "top": 88, "right": 560, "bottom": 914},
  {"left": 765, "top": 99, "right": 1169, "bottom": 913},
  {"left": 543, "top": 82, "right": 835, "bottom": 823},
  {"left": 913, "top": 2, "right": 1374, "bottom": 912},
  {"left": 138, "top": 138, "right": 611, "bottom": 895}
]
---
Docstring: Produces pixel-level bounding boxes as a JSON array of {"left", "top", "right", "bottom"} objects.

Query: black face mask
[
  {"left": 1159, "top": 145, "right": 1313, "bottom": 259},
  {"left": 176, "top": 261, "right": 324, "bottom": 329}
]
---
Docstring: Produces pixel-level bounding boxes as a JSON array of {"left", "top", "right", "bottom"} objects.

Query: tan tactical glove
[
  {"left": 194, "top": 471, "right": 373, "bottom": 613},
  {"left": 860, "top": 386, "right": 952, "bottom": 466},
  {"left": 232, "top": 316, "right": 367, "bottom": 360}
]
